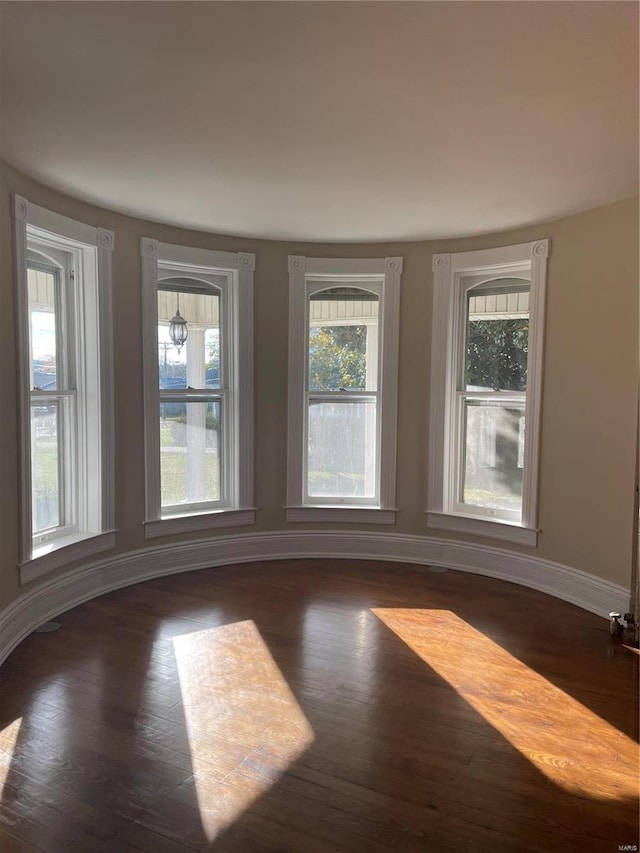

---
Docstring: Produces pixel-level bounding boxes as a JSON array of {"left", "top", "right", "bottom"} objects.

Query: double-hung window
[
  {"left": 13, "top": 196, "right": 115, "bottom": 580},
  {"left": 287, "top": 256, "right": 402, "bottom": 523},
  {"left": 141, "top": 240, "right": 255, "bottom": 537},
  {"left": 427, "top": 241, "right": 549, "bottom": 546},
  {"left": 28, "top": 247, "right": 76, "bottom": 541}
]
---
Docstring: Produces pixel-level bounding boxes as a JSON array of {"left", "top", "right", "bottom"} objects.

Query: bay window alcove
[{"left": 141, "top": 240, "right": 255, "bottom": 537}]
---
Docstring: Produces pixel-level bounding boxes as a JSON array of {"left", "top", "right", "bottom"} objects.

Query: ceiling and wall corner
[{"left": 0, "top": 1, "right": 637, "bottom": 241}]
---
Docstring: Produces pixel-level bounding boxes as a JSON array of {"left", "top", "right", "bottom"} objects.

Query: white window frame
[
  {"left": 427, "top": 240, "right": 549, "bottom": 547},
  {"left": 27, "top": 245, "right": 78, "bottom": 547},
  {"left": 141, "top": 239, "right": 255, "bottom": 538},
  {"left": 13, "top": 195, "right": 115, "bottom": 582},
  {"left": 286, "top": 256, "right": 402, "bottom": 524}
]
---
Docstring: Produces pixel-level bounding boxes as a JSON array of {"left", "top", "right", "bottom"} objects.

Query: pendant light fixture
[{"left": 169, "top": 291, "right": 188, "bottom": 352}]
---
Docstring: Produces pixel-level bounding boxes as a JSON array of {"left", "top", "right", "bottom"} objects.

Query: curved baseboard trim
[{"left": 0, "top": 530, "right": 629, "bottom": 667}]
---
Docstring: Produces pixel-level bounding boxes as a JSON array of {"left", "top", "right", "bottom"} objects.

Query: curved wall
[{"left": 0, "top": 162, "right": 637, "bottom": 636}]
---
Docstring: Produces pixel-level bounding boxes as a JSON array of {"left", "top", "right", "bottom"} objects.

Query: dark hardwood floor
[{"left": 0, "top": 560, "right": 638, "bottom": 852}]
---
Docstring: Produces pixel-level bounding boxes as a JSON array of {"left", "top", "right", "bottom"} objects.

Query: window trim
[
  {"left": 140, "top": 239, "right": 255, "bottom": 537},
  {"left": 13, "top": 194, "right": 115, "bottom": 577},
  {"left": 427, "top": 240, "right": 549, "bottom": 546},
  {"left": 286, "top": 255, "right": 402, "bottom": 522}
]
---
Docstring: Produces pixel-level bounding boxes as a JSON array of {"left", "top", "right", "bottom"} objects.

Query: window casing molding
[
  {"left": 427, "top": 240, "right": 549, "bottom": 547},
  {"left": 286, "top": 255, "right": 402, "bottom": 522},
  {"left": 13, "top": 195, "right": 115, "bottom": 579},
  {"left": 141, "top": 239, "right": 255, "bottom": 537}
]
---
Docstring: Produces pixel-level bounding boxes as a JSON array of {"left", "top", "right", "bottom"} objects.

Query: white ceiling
[{"left": 1, "top": 2, "right": 637, "bottom": 242}]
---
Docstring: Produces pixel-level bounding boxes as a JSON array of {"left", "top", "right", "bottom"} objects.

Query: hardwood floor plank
[
  {"left": 94, "top": 822, "right": 198, "bottom": 853},
  {"left": 0, "top": 827, "right": 44, "bottom": 853},
  {"left": 0, "top": 559, "right": 637, "bottom": 852}
]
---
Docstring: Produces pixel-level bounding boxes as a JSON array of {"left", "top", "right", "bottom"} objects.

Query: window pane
[
  {"left": 308, "top": 288, "right": 379, "bottom": 391},
  {"left": 462, "top": 399, "right": 525, "bottom": 516},
  {"left": 28, "top": 267, "right": 59, "bottom": 391},
  {"left": 31, "top": 404, "right": 60, "bottom": 532},
  {"left": 465, "top": 280, "right": 530, "bottom": 392},
  {"left": 158, "top": 287, "right": 221, "bottom": 390},
  {"left": 160, "top": 401, "right": 221, "bottom": 507},
  {"left": 307, "top": 400, "right": 376, "bottom": 498}
]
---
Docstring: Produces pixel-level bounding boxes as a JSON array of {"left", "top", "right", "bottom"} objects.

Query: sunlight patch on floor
[
  {"left": 0, "top": 718, "right": 22, "bottom": 798},
  {"left": 372, "top": 608, "right": 639, "bottom": 801},
  {"left": 173, "top": 621, "right": 314, "bottom": 841}
]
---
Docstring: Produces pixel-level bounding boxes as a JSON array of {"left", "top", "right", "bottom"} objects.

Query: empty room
[{"left": 0, "top": 2, "right": 638, "bottom": 851}]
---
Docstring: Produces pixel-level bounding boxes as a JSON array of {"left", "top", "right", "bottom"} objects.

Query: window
[
  {"left": 141, "top": 240, "right": 255, "bottom": 537},
  {"left": 427, "top": 241, "right": 549, "bottom": 546},
  {"left": 287, "top": 256, "right": 402, "bottom": 523},
  {"left": 28, "top": 249, "right": 74, "bottom": 539},
  {"left": 13, "top": 195, "right": 115, "bottom": 580}
]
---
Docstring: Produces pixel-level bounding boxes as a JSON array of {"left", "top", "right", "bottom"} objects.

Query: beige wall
[{"left": 1, "top": 160, "right": 637, "bottom": 611}]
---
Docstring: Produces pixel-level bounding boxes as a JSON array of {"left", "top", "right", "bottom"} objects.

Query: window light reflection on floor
[
  {"left": 0, "top": 718, "right": 22, "bottom": 799},
  {"left": 173, "top": 621, "right": 314, "bottom": 841},
  {"left": 372, "top": 608, "right": 638, "bottom": 801}
]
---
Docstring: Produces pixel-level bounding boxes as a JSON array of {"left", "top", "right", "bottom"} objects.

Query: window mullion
[
  {"left": 159, "top": 389, "right": 224, "bottom": 403},
  {"left": 306, "top": 391, "right": 379, "bottom": 402},
  {"left": 30, "top": 390, "right": 76, "bottom": 401},
  {"left": 456, "top": 390, "right": 526, "bottom": 401}
]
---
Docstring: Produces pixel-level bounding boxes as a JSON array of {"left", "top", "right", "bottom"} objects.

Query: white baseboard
[{"left": 0, "top": 531, "right": 630, "bottom": 667}]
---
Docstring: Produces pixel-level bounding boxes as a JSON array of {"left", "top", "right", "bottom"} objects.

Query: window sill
[
  {"left": 19, "top": 530, "right": 117, "bottom": 585},
  {"left": 426, "top": 511, "right": 537, "bottom": 546},
  {"left": 144, "top": 508, "right": 256, "bottom": 539},
  {"left": 286, "top": 506, "right": 397, "bottom": 524}
]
